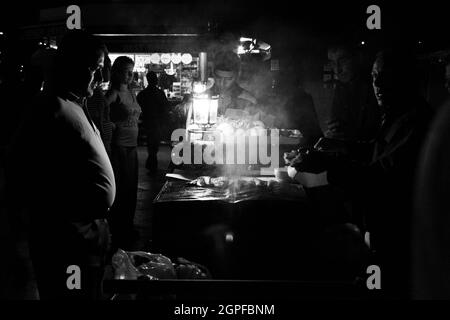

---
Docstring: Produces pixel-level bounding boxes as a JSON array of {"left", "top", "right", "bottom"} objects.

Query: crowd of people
[
  {"left": 0, "top": 28, "right": 449, "bottom": 299},
  {"left": 2, "top": 31, "right": 167, "bottom": 299},
  {"left": 285, "top": 45, "right": 448, "bottom": 298},
  {"left": 0, "top": 30, "right": 262, "bottom": 299}
]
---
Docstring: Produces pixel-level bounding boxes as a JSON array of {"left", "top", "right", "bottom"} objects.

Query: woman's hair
[
  {"left": 110, "top": 56, "right": 134, "bottom": 89},
  {"left": 101, "top": 48, "right": 111, "bottom": 83}
]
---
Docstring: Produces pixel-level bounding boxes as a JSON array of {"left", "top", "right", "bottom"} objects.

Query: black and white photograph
[{"left": 0, "top": 0, "right": 449, "bottom": 309}]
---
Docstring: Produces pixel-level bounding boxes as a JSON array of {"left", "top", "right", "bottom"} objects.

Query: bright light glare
[
  {"left": 225, "top": 232, "right": 234, "bottom": 242},
  {"left": 240, "top": 37, "right": 252, "bottom": 42},
  {"left": 193, "top": 82, "right": 207, "bottom": 94}
]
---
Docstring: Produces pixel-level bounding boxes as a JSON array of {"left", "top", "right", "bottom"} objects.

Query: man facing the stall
[{"left": 7, "top": 30, "right": 115, "bottom": 299}]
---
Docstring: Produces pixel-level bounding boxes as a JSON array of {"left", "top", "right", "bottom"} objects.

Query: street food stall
[
  {"left": 4, "top": 0, "right": 450, "bottom": 302},
  {"left": 43, "top": 4, "right": 370, "bottom": 299},
  {"left": 103, "top": 50, "right": 369, "bottom": 299}
]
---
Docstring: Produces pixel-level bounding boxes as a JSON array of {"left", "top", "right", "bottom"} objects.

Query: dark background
[
  {"left": 1, "top": 1, "right": 449, "bottom": 49},
  {"left": 2, "top": 0, "right": 449, "bottom": 128}
]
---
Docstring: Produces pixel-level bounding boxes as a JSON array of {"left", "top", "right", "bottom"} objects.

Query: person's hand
[
  {"left": 287, "top": 165, "right": 299, "bottom": 179},
  {"left": 290, "top": 150, "right": 330, "bottom": 174},
  {"left": 283, "top": 149, "right": 300, "bottom": 165},
  {"left": 287, "top": 163, "right": 329, "bottom": 187}
]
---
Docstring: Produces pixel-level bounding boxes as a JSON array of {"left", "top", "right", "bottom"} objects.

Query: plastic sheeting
[{"left": 154, "top": 177, "right": 305, "bottom": 204}]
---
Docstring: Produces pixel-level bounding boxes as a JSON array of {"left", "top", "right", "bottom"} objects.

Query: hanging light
[{"left": 192, "top": 94, "right": 218, "bottom": 125}]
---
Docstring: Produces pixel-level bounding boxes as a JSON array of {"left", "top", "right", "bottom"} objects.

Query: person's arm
[
  {"left": 104, "top": 89, "right": 117, "bottom": 107},
  {"left": 104, "top": 90, "right": 117, "bottom": 130},
  {"left": 238, "top": 90, "right": 258, "bottom": 111},
  {"left": 86, "top": 90, "right": 105, "bottom": 136},
  {"left": 284, "top": 144, "right": 370, "bottom": 191},
  {"left": 287, "top": 165, "right": 329, "bottom": 187},
  {"left": 61, "top": 119, "right": 114, "bottom": 256}
]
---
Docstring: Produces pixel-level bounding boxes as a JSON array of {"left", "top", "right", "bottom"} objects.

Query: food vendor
[{"left": 211, "top": 50, "right": 258, "bottom": 116}]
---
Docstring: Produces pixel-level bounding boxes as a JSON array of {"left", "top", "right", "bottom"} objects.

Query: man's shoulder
[
  {"left": 53, "top": 95, "right": 82, "bottom": 116},
  {"left": 137, "top": 86, "right": 156, "bottom": 98},
  {"left": 28, "top": 94, "right": 89, "bottom": 143},
  {"left": 45, "top": 94, "right": 88, "bottom": 128},
  {"left": 139, "top": 87, "right": 168, "bottom": 101}
]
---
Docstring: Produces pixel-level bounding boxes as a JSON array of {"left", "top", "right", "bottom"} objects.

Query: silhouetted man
[
  {"left": 364, "top": 49, "right": 433, "bottom": 297},
  {"left": 212, "top": 51, "right": 257, "bottom": 115},
  {"left": 7, "top": 30, "right": 115, "bottom": 299},
  {"left": 325, "top": 43, "right": 380, "bottom": 141},
  {"left": 287, "top": 49, "right": 433, "bottom": 297},
  {"left": 137, "top": 71, "right": 170, "bottom": 174}
]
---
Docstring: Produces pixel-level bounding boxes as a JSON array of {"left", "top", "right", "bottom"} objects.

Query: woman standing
[{"left": 105, "top": 56, "right": 141, "bottom": 249}]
